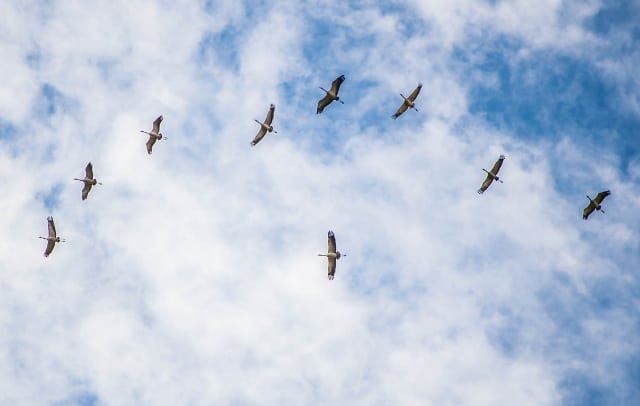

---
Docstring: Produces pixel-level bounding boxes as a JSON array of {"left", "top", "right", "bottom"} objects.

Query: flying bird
[
  {"left": 73, "top": 162, "right": 101, "bottom": 200},
  {"left": 251, "top": 104, "right": 277, "bottom": 146},
  {"left": 317, "top": 230, "right": 346, "bottom": 280},
  {"left": 317, "top": 75, "right": 345, "bottom": 114},
  {"left": 583, "top": 190, "right": 611, "bottom": 220},
  {"left": 140, "top": 115, "right": 166, "bottom": 154},
  {"left": 392, "top": 83, "right": 422, "bottom": 119},
  {"left": 39, "top": 216, "right": 65, "bottom": 257},
  {"left": 478, "top": 155, "right": 506, "bottom": 194}
]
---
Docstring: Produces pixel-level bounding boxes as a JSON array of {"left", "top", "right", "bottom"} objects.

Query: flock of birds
[{"left": 38, "top": 75, "right": 612, "bottom": 279}]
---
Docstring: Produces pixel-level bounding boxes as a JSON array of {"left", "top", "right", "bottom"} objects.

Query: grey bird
[
  {"left": 317, "top": 230, "right": 346, "bottom": 280},
  {"left": 73, "top": 162, "right": 101, "bottom": 200},
  {"left": 251, "top": 104, "right": 277, "bottom": 146},
  {"left": 478, "top": 155, "right": 505, "bottom": 194},
  {"left": 392, "top": 83, "right": 422, "bottom": 119},
  {"left": 140, "top": 115, "right": 166, "bottom": 154},
  {"left": 317, "top": 75, "right": 345, "bottom": 114},
  {"left": 583, "top": 190, "right": 611, "bottom": 220},
  {"left": 39, "top": 216, "right": 65, "bottom": 257}
]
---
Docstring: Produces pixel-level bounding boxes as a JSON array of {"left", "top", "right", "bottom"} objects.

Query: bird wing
[
  {"left": 146, "top": 136, "right": 157, "bottom": 154},
  {"left": 85, "top": 162, "right": 93, "bottom": 179},
  {"left": 594, "top": 190, "right": 611, "bottom": 205},
  {"left": 478, "top": 174, "right": 493, "bottom": 194},
  {"left": 44, "top": 239, "right": 55, "bottom": 257},
  {"left": 316, "top": 93, "right": 334, "bottom": 114},
  {"left": 47, "top": 217, "right": 57, "bottom": 238},
  {"left": 328, "top": 257, "right": 336, "bottom": 280},
  {"left": 81, "top": 183, "right": 92, "bottom": 200},
  {"left": 328, "top": 230, "right": 336, "bottom": 254},
  {"left": 490, "top": 155, "right": 505, "bottom": 175},
  {"left": 251, "top": 128, "right": 267, "bottom": 146},
  {"left": 263, "top": 104, "right": 275, "bottom": 125},
  {"left": 583, "top": 201, "right": 596, "bottom": 219},
  {"left": 392, "top": 102, "right": 409, "bottom": 119},
  {"left": 407, "top": 83, "right": 422, "bottom": 102},
  {"left": 330, "top": 75, "right": 345, "bottom": 95},
  {"left": 152, "top": 115, "right": 163, "bottom": 134}
]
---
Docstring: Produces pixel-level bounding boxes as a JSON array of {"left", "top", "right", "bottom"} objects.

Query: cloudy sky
[{"left": 0, "top": 0, "right": 639, "bottom": 404}]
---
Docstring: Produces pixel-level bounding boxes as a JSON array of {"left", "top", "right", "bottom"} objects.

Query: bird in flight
[
  {"left": 392, "top": 83, "right": 422, "bottom": 119},
  {"left": 140, "top": 115, "right": 166, "bottom": 154},
  {"left": 317, "top": 75, "right": 345, "bottom": 114},
  {"left": 583, "top": 190, "right": 611, "bottom": 220},
  {"left": 478, "top": 155, "right": 505, "bottom": 194},
  {"left": 318, "top": 230, "right": 346, "bottom": 280},
  {"left": 73, "top": 162, "right": 101, "bottom": 200},
  {"left": 39, "top": 216, "right": 65, "bottom": 257},
  {"left": 251, "top": 104, "right": 277, "bottom": 146}
]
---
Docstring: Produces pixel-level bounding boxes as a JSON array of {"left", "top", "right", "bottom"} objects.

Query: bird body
[
  {"left": 140, "top": 115, "right": 164, "bottom": 154},
  {"left": 583, "top": 190, "right": 611, "bottom": 220},
  {"left": 251, "top": 104, "right": 276, "bottom": 146},
  {"left": 39, "top": 216, "right": 65, "bottom": 257},
  {"left": 478, "top": 155, "right": 505, "bottom": 194},
  {"left": 318, "top": 230, "right": 346, "bottom": 280},
  {"left": 73, "top": 162, "right": 101, "bottom": 200},
  {"left": 392, "top": 83, "right": 422, "bottom": 119},
  {"left": 317, "top": 75, "right": 345, "bottom": 114}
]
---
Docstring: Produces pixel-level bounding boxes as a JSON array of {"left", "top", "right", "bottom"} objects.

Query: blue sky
[{"left": 0, "top": 1, "right": 638, "bottom": 405}]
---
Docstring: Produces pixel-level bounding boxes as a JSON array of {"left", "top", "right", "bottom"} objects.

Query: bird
[
  {"left": 392, "top": 83, "right": 422, "bottom": 119},
  {"left": 317, "top": 75, "right": 345, "bottom": 114},
  {"left": 317, "top": 230, "right": 346, "bottom": 280},
  {"left": 140, "top": 115, "right": 166, "bottom": 154},
  {"left": 39, "top": 216, "right": 65, "bottom": 257},
  {"left": 251, "top": 104, "right": 277, "bottom": 146},
  {"left": 583, "top": 190, "right": 611, "bottom": 220},
  {"left": 478, "top": 155, "right": 506, "bottom": 194},
  {"left": 73, "top": 162, "right": 101, "bottom": 200}
]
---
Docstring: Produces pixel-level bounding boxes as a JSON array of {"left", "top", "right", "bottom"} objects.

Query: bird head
[
  {"left": 268, "top": 126, "right": 274, "bottom": 132},
  {"left": 158, "top": 133, "right": 163, "bottom": 140},
  {"left": 92, "top": 179, "right": 98, "bottom": 186},
  {"left": 55, "top": 237, "right": 61, "bottom": 243}
]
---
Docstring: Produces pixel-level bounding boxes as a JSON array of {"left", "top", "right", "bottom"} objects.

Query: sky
[{"left": 0, "top": 0, "right": 639, "bottom": 404}]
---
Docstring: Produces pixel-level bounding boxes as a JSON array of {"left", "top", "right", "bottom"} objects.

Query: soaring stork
[
  {"left": 251, "top": 104, "right": 277, "bottom": 146},
  {"left": 317, "top": 230, "right": 346, "bottom": 280},
  {"left": 478, "top": 155, "right": 505, "bottom": 194},
  {"left": 140, "top": 115, "right": 165, "bottom": 154},
  {"left": 583, "top": 190, "right": 611, "bottom": 220},
  {"left": 73, "top": 162, "right": 101, "bottom": 200},
  {"left": 38, "top": 216, "right": 65, "bottom": 257},
  {"left": 317, "top": 75, "right": 345, "bottom": 114},
  {"left": 392, "top": 83, "right": 422, "bottom": 119}
]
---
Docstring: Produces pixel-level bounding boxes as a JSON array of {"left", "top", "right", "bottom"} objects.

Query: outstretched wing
[
  {"left": 583, "top": 201, "right": 596, "bottom": 220},
  {"left": 328, "top": 230, "right": 336, "bottom": 254},
  {"left": 490, "top": 155, "right": 505, "bottom": 176},
  {"left": 263, "top": 104, "right": 275, "bottom": 125},
  {"left": 152, "top": 115, "right": 163, "bottom": 134},
  {"left": 251, "top": 128, "right": 267, "bottom": 146},
  {"left": 594, "top": 190, "right": 611, "bottom": 205},
  {"left": 478, "top": 174, "right": 493, "bottom": 194},
  {"left": 392, "top": 102, "right": 409, "bottom": 119},
  {"left": 407, "top": 83, "right": 422, "bottom": 102},
  {"left": 146, "top": 136, "right": 157, "bottom": 154},
  {"left": 317, "top": 93, "right": 334, "bottom": 114},
  {"left": 330, "top": 75, "right": 345, "bottom": 96},
  {"left": 81, "top": 183, "right": 92, "bottom": 200},
  {"left": 44, "top": 239, "right": 55, "bottom": 257},
  {"left": 85, "top": 162, "right": 94, "bottom": 179},
  {"left": 47, "top": 217, "right": 57, "bottom": 239},
  {"left": 328, "top": 257, "right": 336, "bottom": 280}
]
